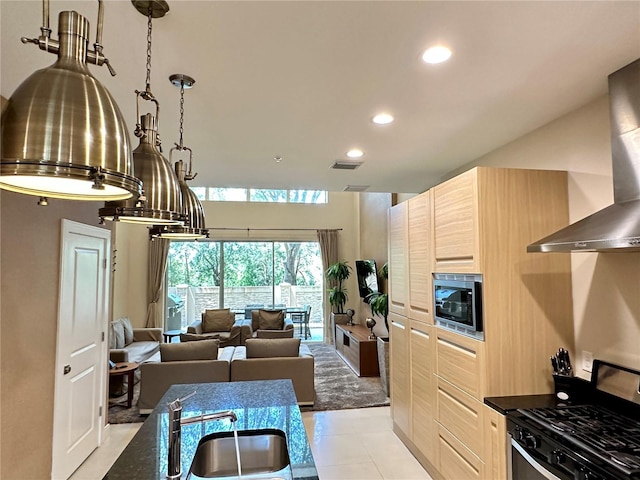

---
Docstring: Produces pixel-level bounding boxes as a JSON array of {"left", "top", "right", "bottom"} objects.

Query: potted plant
[
  {"left": 326, "top": 260, "right": 352, "bottom": 344},
  {"left": 366, "top": 262, "right": 390, "bottom": 396}
]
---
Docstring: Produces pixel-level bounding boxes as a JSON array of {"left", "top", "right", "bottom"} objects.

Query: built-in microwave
[{"left": 433, "top": 273, "right": 483, "bottom": 340}]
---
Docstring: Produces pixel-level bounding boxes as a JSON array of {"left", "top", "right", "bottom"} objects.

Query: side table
[
  {"left": 163, "top": 329, "right": 183, "bottom": 343},
  {"left": 109, "top": 362, "right": 139, "bottom": 408}
]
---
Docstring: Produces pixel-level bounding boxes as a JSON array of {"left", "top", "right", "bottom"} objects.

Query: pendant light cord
[
  {"left": 145, "top": 8, "right": 153, "bottom": 95},
  {"left": 134, "top": 7, "right": 162, "bottom": 150},
  {"left": 177, "top": 81, "right": 185, "bottom": 150}
]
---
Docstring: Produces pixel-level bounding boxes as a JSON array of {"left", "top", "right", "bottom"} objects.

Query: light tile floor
[{"left": 69, "top": 406, "right": 433, "bottom": 480}]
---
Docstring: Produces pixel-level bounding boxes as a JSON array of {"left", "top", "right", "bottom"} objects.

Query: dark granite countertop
[
  {"left": 484, "top": 393, "right": 563, "bottom": 415},
  {"left": 485, "top": 376, "right": 593, "bottom": 415},
  {"left": 104, "top": 379, "right": 318, "bottom": 480}
]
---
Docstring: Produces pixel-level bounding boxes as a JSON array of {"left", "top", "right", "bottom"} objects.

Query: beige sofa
[
  {"left": 230, "top": 338, "right": 315, "bottom": 405},
  {"left": 109, "top": 317, "right": 162, "bottom": 396},
  {"left": 109, "top": 317, "right": 162, "bottom": 364},
  {"left": 137, "top": 338, "right": 315, "bottom": 412},
  {"left": 138, "top": 340, "right": 234, "bottom": 413}
]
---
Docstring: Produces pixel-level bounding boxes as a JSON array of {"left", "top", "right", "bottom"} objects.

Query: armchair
[
  {"left": 250, "top": 309, "right": 294, "bottom": 339},
  {"left": 186, "top": 308, "right": 248, "bottom": 346}
]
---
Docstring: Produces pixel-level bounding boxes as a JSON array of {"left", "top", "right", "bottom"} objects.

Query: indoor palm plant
[
  {"left": 326, "top": 260, "right": 352, "bottom": 345},
  {"left": 326, "top": 259, "right": 351, "bottom": 314}
]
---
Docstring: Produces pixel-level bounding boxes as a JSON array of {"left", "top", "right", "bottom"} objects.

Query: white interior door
[{"left": 52, "top": 220, "right": 110, "bottom": 480}]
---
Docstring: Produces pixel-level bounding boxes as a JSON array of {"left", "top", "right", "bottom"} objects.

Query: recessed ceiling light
[
  {"left": 346, "top": 149, "right": 364, "bottom": 158},
  {"left": 372, "top": 113, "right": 394, "bottom": 125},
  {"left": 422, "top": 46, "right": 452, "bottom": 64}
]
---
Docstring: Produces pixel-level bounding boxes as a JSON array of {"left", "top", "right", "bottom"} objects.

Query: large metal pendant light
[
  {"left": 150, "top": 74, "right": 209, "bottom": 240},
  {"left": 99, "top": 0, "right": 183, "bottom": 224},
  {"left": 0, "top": 0, "right": 142, "bottom": 201}
]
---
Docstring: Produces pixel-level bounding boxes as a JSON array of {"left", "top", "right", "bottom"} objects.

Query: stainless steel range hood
[{"left": 528, "top": 58, "right": 640, "bottom": 253}]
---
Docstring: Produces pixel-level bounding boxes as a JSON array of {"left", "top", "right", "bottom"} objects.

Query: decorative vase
[{"left": 377, "top": 336, "right": 390, "bottom": 397}]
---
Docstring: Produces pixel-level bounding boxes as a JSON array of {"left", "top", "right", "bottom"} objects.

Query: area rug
[
  {"left": 301, "top": 342, "right": 390, "bottom": 412},
  {"left": 108, "top": 342, "right": 389, "bottom": 424}
]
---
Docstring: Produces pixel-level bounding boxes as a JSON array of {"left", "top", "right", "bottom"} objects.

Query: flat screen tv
[{"left": 355, "top": 259, "right": 379, "bottom": 301}]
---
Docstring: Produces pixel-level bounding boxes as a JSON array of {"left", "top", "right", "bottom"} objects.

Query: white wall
[
  {"left": 458, "top": 94, "right": 640, "bottom": 377},
  {"left": 0, "top": 191, "right": 111, "bottom": 479}
]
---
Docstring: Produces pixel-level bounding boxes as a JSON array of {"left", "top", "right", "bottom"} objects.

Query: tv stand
[{"left": 335, "top": 324, "right": 379, "bottom": 377}]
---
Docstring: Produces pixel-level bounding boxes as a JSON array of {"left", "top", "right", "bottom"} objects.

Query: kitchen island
[{"left": 103, "top": 379, "right": 318, "bottom": 480}]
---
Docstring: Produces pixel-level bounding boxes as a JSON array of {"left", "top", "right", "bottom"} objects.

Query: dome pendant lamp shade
[
  {"left": 150, "top": 73, "right": 208, "bottom": 240},
  {"left": 150, "top": 159, "right": 209, "bottom": 239},
  {"left": 99, "top": 113, "right": 183, "bottom": 224},
  {"left": 0, "top": 8, "right": 141, "bottom": 201},
  {"left": 99, "top": 0, "right": 183, "bottom": 225}
]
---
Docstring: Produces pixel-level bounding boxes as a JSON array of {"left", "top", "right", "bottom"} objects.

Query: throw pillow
[
  {"left": 180, "top": 333, "right": 216, "bottom": 342},
  {"left": 110, "top": 319, "right": 125, "bottom": 349},
  {"left": 202, "top": 309, "right": 234, "bottom": 333},
  {"left": 160, "top": 339, "right": 219, "bottom": 362},
  {"left": 257, "top": 310, "right": 284, "bottom": 330},
  {"left": 120, "top": 317, "right": 134, "bottom": 346},
  {"left": 245, "top": 338, "right": 300, "bottom": 358}
]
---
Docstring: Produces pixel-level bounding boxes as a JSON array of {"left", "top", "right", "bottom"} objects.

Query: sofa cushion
[
  {"left": 123, "top": 341, "right": 160, "bottom": 364},
  {"left": 161, "top": 339, "right": 220, "bottom": 362},
  {"left": 252, "top": 309, "right": 285, "bottom": 331},
  {"left": 111, "top": 320, "right": 126, "bottom": 349},
  {"left": 245, "top": 338, "right": 300, "bottom": 358},
  {"left": 202, "top": 309, "right": 234, "bottom": 333},
  {"left": 120, "top": 317, "right": 135, "bottom": 346},
  {"left": 180, "top": 333, "right": 213, "bottom": 342},
  {"left": 256, "top": 329, "right": 294, "bottom": 339}
]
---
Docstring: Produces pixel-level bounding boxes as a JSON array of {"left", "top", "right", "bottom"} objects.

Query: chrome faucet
[{"left": 166, "top": 392, "right": 238, "bottom": 480}]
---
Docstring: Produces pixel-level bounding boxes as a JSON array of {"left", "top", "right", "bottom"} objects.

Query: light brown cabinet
[
  {"left": 407, "top": 192, "right": 432, "bottom": 324},
  {"left": 389, "top": 202, "right": 409, "bottom": 317},
  {"left": 433, "top": 168, "right": 479, "bottom": 273},
  {"left": 389, "top": 167, "right": 576, "bottom": 480},
  {"left": 409, "top": 322, "right": 436, "bottom": 462},
  {"left": 389, "top": 312, "right": 411, "bottom": 436},
  {"left": 389, "top": 191, "right": 433, "bottom": 324}
]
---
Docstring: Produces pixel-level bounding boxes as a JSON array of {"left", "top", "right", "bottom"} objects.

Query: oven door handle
[{"left": 511, "top": 439, "right": 562, "bottom": 480}]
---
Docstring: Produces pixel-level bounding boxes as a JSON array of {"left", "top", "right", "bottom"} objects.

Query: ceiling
[{"left": 1, "top": 1, "right": 639, "bottom": 194}]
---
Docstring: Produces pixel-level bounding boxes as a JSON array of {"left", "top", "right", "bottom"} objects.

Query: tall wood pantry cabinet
[{"left": 388, "top": 167, "right": 575, "bottom": 480}]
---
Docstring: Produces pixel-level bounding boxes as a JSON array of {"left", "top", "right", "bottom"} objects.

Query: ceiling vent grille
[
  {"left": 344, "top": 185, "right": 370, "bottom": 192},
  {"left": 331, "top": 160, "right": 363, "bottom": 170}
]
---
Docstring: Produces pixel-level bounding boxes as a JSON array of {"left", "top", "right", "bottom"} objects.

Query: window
[
  {"left": 166, "top": 240, "right": 324, "bottom": 341},
  {"left": 189, "top": 187, "right": 328, "bottom": 204}
]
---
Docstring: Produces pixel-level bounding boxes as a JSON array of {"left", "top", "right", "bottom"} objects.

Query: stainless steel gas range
[{"left": 503, "top": 361, "right": 640, "bottom": 480}]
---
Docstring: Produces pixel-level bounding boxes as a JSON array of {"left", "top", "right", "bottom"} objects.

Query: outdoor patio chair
[{"left": 291, "top": 304, "right": 311, "bottom": 339}]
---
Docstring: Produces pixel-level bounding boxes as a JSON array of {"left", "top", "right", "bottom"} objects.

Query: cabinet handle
[
  {"left": 437, "top": 336, "right": 477, "bottom": 357},
  {"left": 391, "top": 321, "right": 406, "bottom": 330},
  {"left": 411, "top": 328, "right": 430, "bottom": 339}
]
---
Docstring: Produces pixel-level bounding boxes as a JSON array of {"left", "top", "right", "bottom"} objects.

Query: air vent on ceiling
[
  {"left": 331, "top": 160, "right": 363, "bottom": 170},
  {"left": 344, "top": 185, "right": 370, "bottom": 192}
]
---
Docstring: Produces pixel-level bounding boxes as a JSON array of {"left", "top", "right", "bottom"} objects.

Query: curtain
[
  {"left": 317, "top": 229, "right": 339, "bottom": 343},
  {"left": 146, "top": 238, "right": 170, "bottom": 328}
]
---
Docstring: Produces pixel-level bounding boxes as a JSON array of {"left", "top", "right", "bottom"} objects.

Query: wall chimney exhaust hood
[{"left": 528, "top": 58, "right": 640, "bottom": 253}]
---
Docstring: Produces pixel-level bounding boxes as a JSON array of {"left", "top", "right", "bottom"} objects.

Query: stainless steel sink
[{"left": 187, "top": 428, "right": 291, "bottom": 479}]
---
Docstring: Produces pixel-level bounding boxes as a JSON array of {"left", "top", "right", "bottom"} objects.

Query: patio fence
[{"left": 167, "top": 284, "right": 325, "bottom": 331}]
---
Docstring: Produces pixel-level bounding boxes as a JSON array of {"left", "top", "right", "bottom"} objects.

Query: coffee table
[{"left": 109, "top": 362, "right": 139, "bottom": 408}]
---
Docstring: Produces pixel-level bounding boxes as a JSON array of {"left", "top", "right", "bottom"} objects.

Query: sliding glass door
[{"left": 167, "top": 240, "right": 324, "bottom": 341}]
